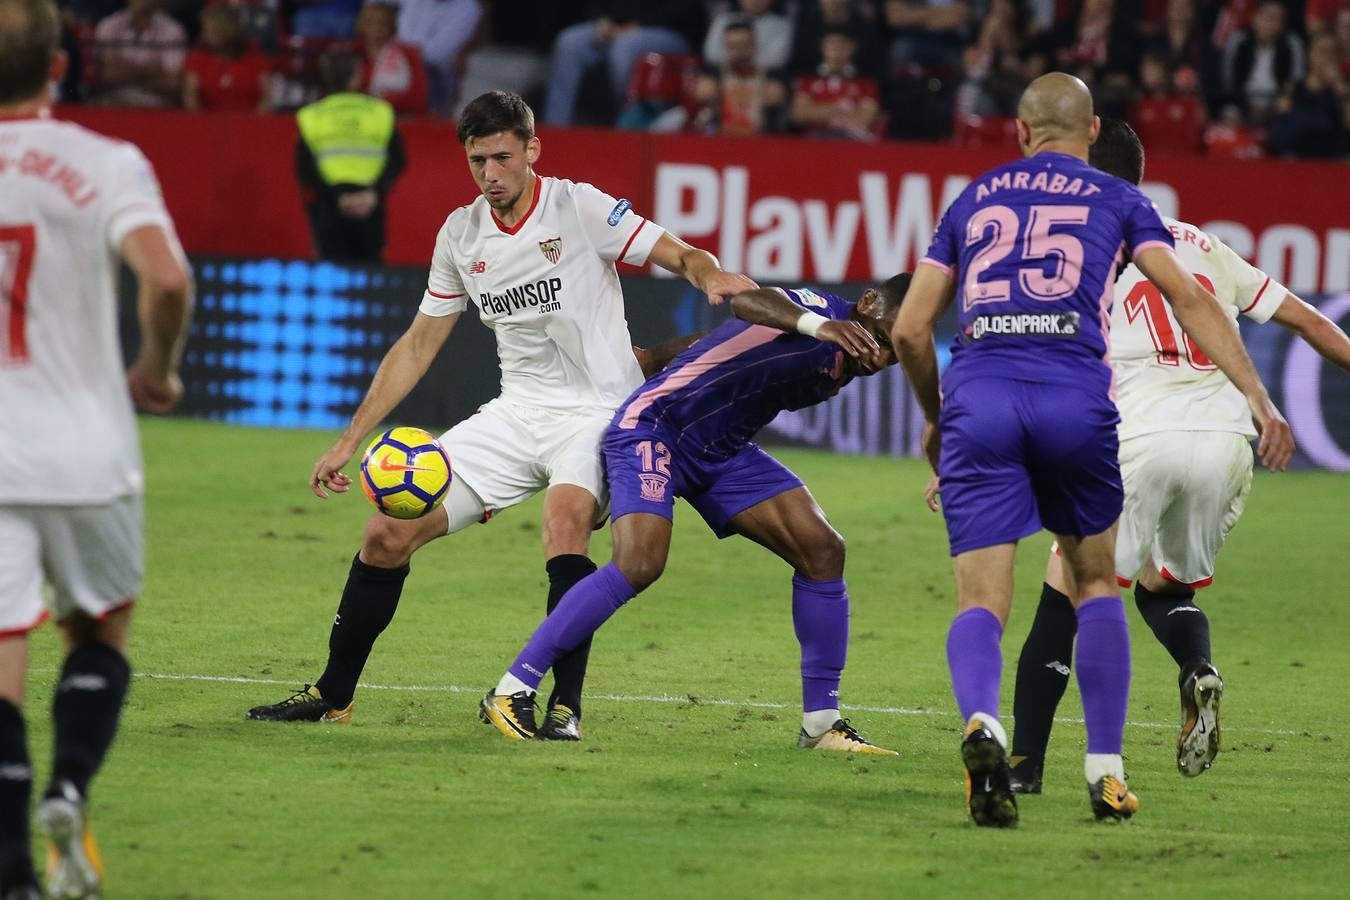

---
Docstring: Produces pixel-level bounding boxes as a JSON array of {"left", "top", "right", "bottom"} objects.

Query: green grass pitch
[{"left": 19, "top": 418, "right": 1348, "bottom": 898}]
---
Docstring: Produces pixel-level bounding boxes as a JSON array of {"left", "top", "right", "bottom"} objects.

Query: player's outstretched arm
[
  {"left": 632, "top": 332, "right": 705, "bottom": 377},
  {"left": 891, "top": 264, "right": 955, "bottom": 471},
  {"left": 122, "top": 225, "right": 194, "bottom": 414},
  {"left": 1135, "top": 246, "right": 1295, "bottom": 470},
  {"left": 1272, "top": 292, "right": 1350, "bottom": 373},
  {"left": 730, "top": 288, "right": 885, "bottom": 369},
  {"left": 311, "top": 311, "right": 460, "bottom": 498},
  {"left": 647, "top": 233, "right": 757, "bottom": 305}
]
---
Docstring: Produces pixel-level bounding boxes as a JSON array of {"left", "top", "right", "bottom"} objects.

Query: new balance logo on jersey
[
  {"left": 1044, "top": 660, "right": 1071, "bottom": 676},
  {"left": 966, "top": 312, "right": 1080, "bottom": 341},
  {"left": 479, "top": 277, "right": 564, "bottom": 317},
  {"left": 466, "top": 260, "right": 487, "bottom": 275}
]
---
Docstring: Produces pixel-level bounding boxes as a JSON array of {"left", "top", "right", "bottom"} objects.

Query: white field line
[{"left": 125, "top": 671, "right": 1308, "bottom": 737}]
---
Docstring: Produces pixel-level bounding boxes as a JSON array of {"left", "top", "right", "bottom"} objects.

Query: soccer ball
[{"left": 359, "top": 427, "right": 452, "bottom": 519}]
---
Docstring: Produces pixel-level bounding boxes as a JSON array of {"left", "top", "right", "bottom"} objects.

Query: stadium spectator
[
  {"left": 790, "top": 0, "right": 882, "bottom": 77},
  {"left": 1222, "top": 0, "right": 1306, "bottom": 119},
  {"left": 1129, "top": 51, "right": 1207, "bottom": 153},
  {"left": 790, "top": 26, "right": 880, "bottom": 139},
  {"left": 182, "top": 4, "right": 272, "bottom": 111},
  {"left": 1143, "top": 0, "right": 1211, "bottom": 87},
  {"left": 393, "top": 0, "right": 482, "bottom": 113},
  {"left": 1305, "top": 0, "right": 1349, "bottom": 35},
  {"left": 93, "top": 0, "right": 186, "bottom": 106},
  {"left": 290, "top": 0, "right": 361, "bottom": 39},
  {"left": 1336, "top": 7, "right": 1350, "bottom": 73},
  {"left": 883, "top": 0, "right": 971, "bottom": 69},
  {"left": 1268, "top": 31, "right": 1348, "bottom": 154},
  {"left": 953, "top": 0, "right": 1033, "bottom": 117},
  {"left": 703, "top": 0, "right": 793, "bottom": 71},
  {"left": 1053, "top": 0, "right": 1140, "bottom": 77},
  {"left": 295, "top": 51, "right": 406, "bottom": 261},
  {"left": 692, "top": 17, "right": 788, "bottom": 135},
  {"left": 542, "top": 1, "right": 703, "bottom": 126},
  {"left": 353, "top": 1, "right": 428, "bottom": 114}
]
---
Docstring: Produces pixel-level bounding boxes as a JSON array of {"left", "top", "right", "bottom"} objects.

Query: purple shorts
[
  {"left": 603, "top": 426, "right": 803, "bottom": 538},
  {"left": 939, "top": 377, "right": 1122, "bottom": 556}
]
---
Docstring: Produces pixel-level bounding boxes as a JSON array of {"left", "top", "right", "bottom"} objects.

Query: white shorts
[
  {"left": 1114, "top": 431, "right": 1253, "bottom": 589},
  {"left": 438, "top": 398, "right": 611, "bottom": 532},
  {"left": 0, "top": 495, "right": 144, "bottom": 636}
]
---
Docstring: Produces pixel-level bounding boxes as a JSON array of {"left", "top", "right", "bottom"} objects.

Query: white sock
[
  {"left": 494, "top": 672, "right": 534, "bottom": 697},
  {"left": 803, "top": 708, "right": 841, "bottom": 737},
  {"left": 1084, "top": 753, "right": 1125, "bottom": 784},
  {"left": 969, "top": 711, "right": 1008, "bottom": 750}
]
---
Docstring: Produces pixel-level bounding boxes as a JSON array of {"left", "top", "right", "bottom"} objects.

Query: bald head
[{"left": 1016, "top": 73, "right": 1096, "bottom": 151}]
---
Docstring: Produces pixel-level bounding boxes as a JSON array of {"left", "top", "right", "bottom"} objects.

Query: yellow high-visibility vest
[{"left": 296, "top": 93, "right": 396, "bottom": 187}]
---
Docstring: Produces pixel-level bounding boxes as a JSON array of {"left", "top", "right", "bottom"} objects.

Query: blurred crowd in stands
[{"left": 55, "top": 0, "right": 1350, "bottom": 158}]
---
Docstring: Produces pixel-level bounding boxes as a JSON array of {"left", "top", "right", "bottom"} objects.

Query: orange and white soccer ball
[{"left": 359, "top": 426, "right": 452, "bottom": 519}]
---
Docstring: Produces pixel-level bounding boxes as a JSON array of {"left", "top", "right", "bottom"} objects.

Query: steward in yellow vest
[{"left": 295, "top": 52, "right": 407, "bottom": 262}]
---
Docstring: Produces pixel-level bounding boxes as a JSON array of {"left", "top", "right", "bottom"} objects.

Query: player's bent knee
[
  {"left": 796, "top": 529, "right": 846, "bottom": 580},
  {"left": 361, "top": 515, "right": 423, "bottom": 567},
  {"left": 612, "top": 548, "right": 666, "bottom": 593}
]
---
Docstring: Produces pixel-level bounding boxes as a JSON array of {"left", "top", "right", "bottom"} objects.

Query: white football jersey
[
  {"left": 1110, "top": 217, "right": 1286, "bottom": 440},
  {"left": 0, "top": 116, "right": 177, "bottom": 504},
  {"left": 419, "top": 176, "right": 665, "bottom": 412}
]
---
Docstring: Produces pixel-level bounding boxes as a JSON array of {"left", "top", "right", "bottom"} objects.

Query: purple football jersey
[
  {"left": 923, "top": 151, "right": 1173, "bottom": 395},
  {"left": 613, "top": 288, "right": 853, "bottom": 461}
]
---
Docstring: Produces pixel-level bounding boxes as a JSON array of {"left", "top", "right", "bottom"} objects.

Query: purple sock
[
  {"left": 508, "top": 563, "right": 636, "bottom": 691},
  {"left": 946, "top": 607, "right": 1003, "bottom": 723},
  {"left": 1074, "top": 595, "right": 1131, "bottom": 754},
  {"left": 792, "top": 574, "right": 849, "bottom": 712}
]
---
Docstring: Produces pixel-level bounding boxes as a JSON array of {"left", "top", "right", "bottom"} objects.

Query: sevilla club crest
[{"left": 538, "top": 236, "right": 562, "bottom": 265}]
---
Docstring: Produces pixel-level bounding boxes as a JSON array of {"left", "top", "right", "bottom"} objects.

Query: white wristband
[{"left": 796, "top": 312, "right": 829, "bottom": 338}]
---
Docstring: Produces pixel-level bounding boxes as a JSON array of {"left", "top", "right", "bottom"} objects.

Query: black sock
[
  {"left": 1134, "top": 583, "right": 1210, "bottom": 673},
  {"left": 544, "top": 554, "right": 598, "bottom": 716},
  {"left": 1010, "top": 583, "right": 1078, "bottom": 768},
  {"left": 315, "top": 554, "right": 409, "bottom": 709},
  {"left": 49, "top": 642, "right": 131, "bottom": 802},
  {"left": 0, "top": 700, "right": 36, "bottom": 890}
]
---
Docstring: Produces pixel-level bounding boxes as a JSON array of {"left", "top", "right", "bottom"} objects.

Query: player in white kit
[
  {"left": 246, "top": 91, "right": 754, "bottom": 739},
  {"left": 0, "top": 2, "right": 193, "bottom": 896},
  {"left": 1007, "top": 119, "right": 1350, "bottom": 791}
]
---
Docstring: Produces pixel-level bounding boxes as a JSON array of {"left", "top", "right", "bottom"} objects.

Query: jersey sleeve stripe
[
  {"left": 1132, "top": 240, "right": 1172, "bottom": 255},
  {"left": 1239, "top": 276, "right": 1271, "bottom": 314},
  {"left": 425, "top": 289, "right": 464, "bottom": 299},
  {"left": 618, "top": 218, "right": 648, "bottom": 264},
  {"left": 616, "top": 324, "right": 780, "bottom": 429},
  {"left": 918, "top": 257, "right": 952, "bottom": 276}
]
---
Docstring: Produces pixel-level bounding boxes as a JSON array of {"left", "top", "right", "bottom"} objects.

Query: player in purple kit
[
  {"left": 891, "top": 73, "right": 1294, "bottom": 827},
  {"left": 480, "top": 276, "right": 911, "bottom": 753}
]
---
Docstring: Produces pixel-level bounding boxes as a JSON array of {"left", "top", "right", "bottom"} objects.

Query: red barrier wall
[{"left": 58, "top": 107, "right": 1349, "bottom": 293}]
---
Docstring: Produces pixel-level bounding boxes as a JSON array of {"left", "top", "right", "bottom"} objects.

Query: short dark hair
[
  {"left": 0, "top": 0, "right": 60, "bottom": 105},
  {"left": 723, "top": 18, "right": 754, "bottom": 36},
  {"left": 1089, "top": 117, "right": 1145, "bottom": 186},
  {"left": 318, "top": 49, "right": 359, "bottom": 95},
  {"left": 457, "top": 90, "right": 535, "bottom": 146},
  {"left": 875, "top": 272, "right": 913, "bottom": 310}
]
